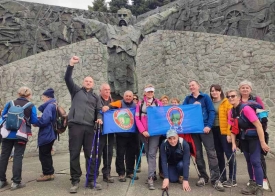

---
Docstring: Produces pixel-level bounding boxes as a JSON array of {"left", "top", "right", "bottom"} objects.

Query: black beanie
[{"left": 43, "top": 88, "right": 54, "bottom": 98}]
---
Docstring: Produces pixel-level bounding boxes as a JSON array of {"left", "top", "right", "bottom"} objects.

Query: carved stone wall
[
  {"left": 0, "top": 0, "right": 117, "bottom": 66},
  {"left": 1, "top": 30, "right": 275, "bottom": 154},
  {"left": 0, "top": 38, "right": 108, "bottom": 153},
  {"left": 136, "top": 30, "right": 275, "bottom": 154}
]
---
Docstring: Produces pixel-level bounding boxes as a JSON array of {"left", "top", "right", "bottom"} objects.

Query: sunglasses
[
  {"left": 133, "top": 98, "right": 138, "bottom": 100},
  {"left": 226, "top": 95, "right": 237, "bottom": 99}
]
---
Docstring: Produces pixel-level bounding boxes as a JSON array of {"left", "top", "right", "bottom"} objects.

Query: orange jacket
[{"left": 218, "top": 98, "right": 232, "bottom": 135}]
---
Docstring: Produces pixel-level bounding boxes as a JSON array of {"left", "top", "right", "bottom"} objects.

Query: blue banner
[
  {"left": 103, "top": 108, "right": 137, "bottom": 134},
  {"left": 147, "top": 104, "right": 204, "bottom": 136}
]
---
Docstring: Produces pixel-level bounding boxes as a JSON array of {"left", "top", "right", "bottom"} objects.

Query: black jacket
[{"left": 65, "top": 65, "right": 102, "bottom": 127}]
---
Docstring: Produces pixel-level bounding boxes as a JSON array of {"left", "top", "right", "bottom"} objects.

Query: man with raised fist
[{"left": 64, "top": 56, "right": 103, "bottom": 193}]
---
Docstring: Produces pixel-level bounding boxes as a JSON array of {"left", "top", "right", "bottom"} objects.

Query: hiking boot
[
  {"left": 263, "top": 179, "right": 269, "bottom": 190},
  {"left": 213, "top": 180, "right": 225, "bottom": 192},
  {"left": 118, "top": 175, "right": 126, "bottom": 182},
  {"left": 36, "top": 175, "right": 54, "bottom": 182},
  {"left": 241, "top": 180, "right": 256, "bottom": 195},
  {"left": 126, "top": 174, "right": 139, "bottom": 180},
  {"left": 255, "top": 186, "right": 263, "bottom": 196},
  {"left": 89, "top": 181, "right": 102, "bottom": 190},
  {"left": 10, "top": 182, "right": 26, "bottom": 191},
  {"left": 178, "top": 176, "right": 183, "bottom": 184},
  {"left": 148, "top": 177, "right": 155, "bottom": 190},
  {"left": 103, "top": 175, "right": 114, "bottom": 183},
  {"left": 69, "top": 183, "right": 79, "bottom": 193},
  {"left": 159, "top": 172, "right": 164, "bottom": 179},
  {"left": 196, "top": 178, "right": 206, "bottom": 187},
  {"left": 0, "top": 181, "right": 8, "bottom": 189},
  {"left": 223, "top": 179, "right": 237, "bottom": 188}
]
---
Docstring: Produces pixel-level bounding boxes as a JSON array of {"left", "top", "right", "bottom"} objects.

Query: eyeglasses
[{"left": 226, "top": 95, "right": 237, "bottom": 99}]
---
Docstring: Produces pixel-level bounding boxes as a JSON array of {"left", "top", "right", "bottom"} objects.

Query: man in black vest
[
  {"left": 105, "top": 90, "right": 139, "bottom": 182},
  {"left": 65, "top": 56, "right": 103, "bottom": 193}
]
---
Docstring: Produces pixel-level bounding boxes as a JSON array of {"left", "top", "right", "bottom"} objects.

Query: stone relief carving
[
  {"left": 0, "top": 0, "right": 117, "bottom": 66},
  {"left": 161, "top": 0, "right": 275, "bottom": 41}
]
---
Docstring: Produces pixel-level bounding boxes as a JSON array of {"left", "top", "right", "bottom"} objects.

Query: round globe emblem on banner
[
  {"left": 166, "top": 106, "right": 184, "bottom": 133},
  {"left": 113, "top": 109, "right": 134, "bottom": 130}
]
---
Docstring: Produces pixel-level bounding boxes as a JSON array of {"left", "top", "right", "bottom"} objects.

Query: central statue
[{"left": 74, "top": 7, "right": 178, "bottom": 97}]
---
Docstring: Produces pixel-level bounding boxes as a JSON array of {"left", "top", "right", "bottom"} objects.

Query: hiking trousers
[
  {"left": 39, "top": 140, "right": 55, "bottom": 175},
  {"left": 68, "top": 123, "right": 95, "bottom": 184},
  {"left": 191, "top": 131, "right": 220, "bottom": 183},
  {"left": 0, "top": 139, "right": 26, "bottom": 184}
]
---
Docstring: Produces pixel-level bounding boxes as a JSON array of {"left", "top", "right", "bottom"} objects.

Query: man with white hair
[{"left": 105, "top": 90, "right": 139, "bottom": 182}]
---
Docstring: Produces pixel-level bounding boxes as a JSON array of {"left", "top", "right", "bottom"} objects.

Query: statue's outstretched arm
[
  {"left": 73, "top": 16, "right": 108, "bottom": 42},
  {"left": 135, "top": 6, "right": 178, "bottom": 35}
]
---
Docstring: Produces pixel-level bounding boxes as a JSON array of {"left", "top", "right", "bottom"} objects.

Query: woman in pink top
[
  {"left": 227, "top": 90, "right": 269, "bottom": 196},
  {"left": 239, "top": 80, "right": 268, "bottom": 189},
  {"left": 135, "top": 84, "right": 162, "bottom": 190}
]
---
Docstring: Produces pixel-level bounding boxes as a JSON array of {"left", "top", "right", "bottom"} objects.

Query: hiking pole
[
  {"left": 261, "top": 160, "right": 273, "bottom": 192},
  {"left": 230, "top": 151, "right": 237, "bottom": 196},
  {"left": 93, "top": 123, "right": 101, "bottom": 189},
  {"left": 190, "top": 156, "right": 200, "bottom": 177},
  {"left": 85, "top": 123, "right": 98, "bottom": 188},
  {"left": 106, "top": 133, "right": 109, "bottom": 188},
  {"left": 209, "top": 150, "right": 236, "bottom": 196},
  {"left": 162, "top": 187, "right": 169, "bottom": 196},
  {"left": 131, "top": 143, "right": 144, "bottom": 185}
]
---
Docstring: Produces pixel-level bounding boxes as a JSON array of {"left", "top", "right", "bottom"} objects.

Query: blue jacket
[
  {"left": 35, "top": 98, "right": 57, "bottom": 146},
  {"left": 182, "top": 92, "right": 215, "bottom": 128}
]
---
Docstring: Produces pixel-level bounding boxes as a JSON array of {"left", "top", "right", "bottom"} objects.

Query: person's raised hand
[{"left": 70, "top": 56, "right": 79, "bottom": 66}]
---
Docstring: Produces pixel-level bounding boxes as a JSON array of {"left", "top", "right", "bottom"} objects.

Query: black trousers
[
  {"left": 0, "top": 139, "right": 26, "bottom": 183},
  {"left": 68, "top": 123, "right": 95, "bottom": 184},
  {"left": 96, "top": 133, "right": 114, "bottom": 177},
  {"left": 39, "top": 140, "right": 55, "bottom": 175},
  {"left": 115, "top": 134, "right": 138, "bottom": 176}
]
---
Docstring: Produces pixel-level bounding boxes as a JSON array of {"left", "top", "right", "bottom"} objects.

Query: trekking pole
[
  {"left": 106, "top": 133, "right": 109, "bottom": 188},
  {"left": 190, "top": 156, "right": 200, "bottom": 177},
  {"left": 209, "top": 150, "right": 236, "bottom": 196},
  {"left": 93, "top": 123, "right": 101, "bottom": 189},
  {"left": 131, "top": 143, "right": 144, "bottom": 185},
  {"left": 261, "top": 160, "right": 273, "bottom": 192},
  {"left": 162, "top": 187, "right": 169, "bottom": 196},
  {"left": 230, "top": 151, "right": 237, "bottom": 196},
  {"left": 85, "top": 123, "right": 98, "bottom": 188}
]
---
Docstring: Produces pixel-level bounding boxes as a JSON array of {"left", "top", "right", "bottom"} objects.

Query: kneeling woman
[
  {"left": 160, "top": 130, "right": 191, "bottom": 192},
  {"left": 227, "top": 90, "right": 269, "bottom": 196}
]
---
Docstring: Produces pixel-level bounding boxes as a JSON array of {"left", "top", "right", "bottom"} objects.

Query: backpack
[
  {"left": 5, "top": 101, "right": 33, "bottom": 131},
  {"left": 53, "top": 103, "right": 68, "bottom": 134},
  {"left": 139, "top": 98, "right": 159, "bottom": 120},
  {"left": 231, "top": 101, "right": 268, "bottom": 138}
]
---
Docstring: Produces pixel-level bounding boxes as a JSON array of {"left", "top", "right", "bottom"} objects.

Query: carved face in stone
[{"left": 117, "top": 8, "right": 132, "bottom": 27}]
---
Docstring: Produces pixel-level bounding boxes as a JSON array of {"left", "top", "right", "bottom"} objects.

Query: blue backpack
[{"left": 5, "top": 101, "right": 33, "bottom": 131}]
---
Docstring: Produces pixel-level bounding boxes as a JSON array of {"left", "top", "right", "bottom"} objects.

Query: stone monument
[{"left": 73, "top": 7, "right": 178, "bottom": 97}]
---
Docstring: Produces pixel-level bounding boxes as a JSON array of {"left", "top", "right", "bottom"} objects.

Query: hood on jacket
[{"left": 38, "top": 98, "right": 56, "bottom": 112}]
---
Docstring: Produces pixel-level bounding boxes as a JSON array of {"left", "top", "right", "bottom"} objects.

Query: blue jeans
[
  {"left": 168, "top": 161, "right": 184, "bottom": 182},
  {"left": 242, "top": 139, "right": 263, "bottom": 185},
  {"left": 212, "top": 126, "right": 236, "bottom": 181}
]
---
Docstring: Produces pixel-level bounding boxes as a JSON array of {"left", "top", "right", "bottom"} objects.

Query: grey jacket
[{"left": 64, "top": 66, "right": 102, "bottom": 127}]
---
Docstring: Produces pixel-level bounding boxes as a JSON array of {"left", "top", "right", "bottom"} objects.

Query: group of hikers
[{"left": 0, "top": 56, "right": 271, "bottom": 196}]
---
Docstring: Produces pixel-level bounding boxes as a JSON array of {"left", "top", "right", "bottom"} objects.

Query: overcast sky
[{"left": 18, "top": 0, "right": 96, "bottom": 10}]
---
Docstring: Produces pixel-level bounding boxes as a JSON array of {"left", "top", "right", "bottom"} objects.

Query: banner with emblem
[
  {"left": 102, "top": 108, "right": 137, "bottom": 134},
  {"left": 147, "top": 104, "right": 204, "bottom": 136}
]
